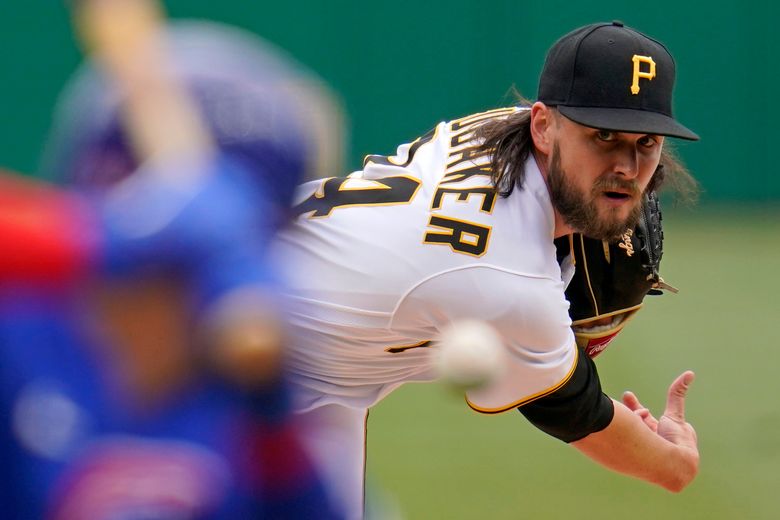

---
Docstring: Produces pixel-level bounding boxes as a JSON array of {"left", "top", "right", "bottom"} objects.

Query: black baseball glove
[{"left": 555, "top": 191, "right": 677, "bottom": 358}]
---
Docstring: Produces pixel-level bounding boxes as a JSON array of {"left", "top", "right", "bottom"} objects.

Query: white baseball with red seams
[{"left": 434, "top": 319, "right": 507, "bottom": 389}]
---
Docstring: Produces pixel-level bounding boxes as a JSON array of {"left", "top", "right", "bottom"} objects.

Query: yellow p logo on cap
[{"left": 631, "top": 55, "right": 656, "bottom": 94}]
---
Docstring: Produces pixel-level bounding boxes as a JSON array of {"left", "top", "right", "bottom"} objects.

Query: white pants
[{"left": 297, "top": 404, "right": 369, "bottom": 520}]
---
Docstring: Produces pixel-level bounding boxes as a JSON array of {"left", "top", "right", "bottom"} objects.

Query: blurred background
[{"left": 2, "top": 0, "right": 778, "bottom": 518}]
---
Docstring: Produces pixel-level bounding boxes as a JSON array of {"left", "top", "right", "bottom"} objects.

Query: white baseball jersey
[{"left": 274, "top": 107, "right": 578, "bottom": 414}]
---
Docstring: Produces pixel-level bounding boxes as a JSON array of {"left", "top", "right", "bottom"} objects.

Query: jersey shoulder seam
[
  {"left": 390, "top": 263, "right": 560, "bottom": 318},
  {"left": 285, "top": 294, "right": 393, "bottom": 317}
]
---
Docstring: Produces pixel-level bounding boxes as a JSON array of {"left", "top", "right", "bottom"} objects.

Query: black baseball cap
[{"left": 538, "top": 21, "right": 699, "bottom": 140}]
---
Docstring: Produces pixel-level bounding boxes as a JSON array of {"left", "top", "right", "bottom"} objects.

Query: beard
[{"left": 547, "top": 143, "right": 642, "bottom": 240}]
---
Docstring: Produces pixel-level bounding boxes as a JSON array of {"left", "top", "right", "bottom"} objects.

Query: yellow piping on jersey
[
  {"left": 313, "top": 176, "right": 336, "bottom": 198},
  {"left": 385, "top": 340, "right": 432, "bottom": 354},
  {"left": 579, "top": 234, "right": 600, "bottom": 317},
  {"left": 465, "top": 346, "right": 579, "bottom": 415},
  {"left": 360, "top": 409, "right": 369, "bottom": 518},
  {"left": 337, "top": 179, "right": 393, "bottom": 191},
  {"left": 567, "top": 234, "right": 575, "bottom": 266},
  {"left": 364, "top": 125, "right": 441, "bottom": 167}
]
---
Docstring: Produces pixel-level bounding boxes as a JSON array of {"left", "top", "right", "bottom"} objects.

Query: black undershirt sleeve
[{"left": 517, "top": 347, "right": 614, "bottom": 443}]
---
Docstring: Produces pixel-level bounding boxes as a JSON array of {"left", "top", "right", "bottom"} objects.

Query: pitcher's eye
[
  {"left": 596, "top": 130, "right": 616, "bottom": 142},
  {"left": 638, "top": 135, "right": 660, "bottom": 148}
]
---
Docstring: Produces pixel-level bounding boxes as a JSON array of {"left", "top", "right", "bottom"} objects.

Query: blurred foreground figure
[{"left": 0, "top": 7, "right": 345, "bottom": 518}]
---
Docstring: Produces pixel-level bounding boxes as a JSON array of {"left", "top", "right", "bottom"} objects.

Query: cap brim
[{"left": 558, "top": 106, "right": 699, "bottom": 141}]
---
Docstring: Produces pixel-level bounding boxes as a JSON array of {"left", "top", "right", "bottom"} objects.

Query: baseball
[{"left": 434, "top": 319, "right": 506, "bottom": 390}]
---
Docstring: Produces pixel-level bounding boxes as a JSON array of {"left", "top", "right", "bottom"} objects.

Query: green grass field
[{"left": 366, "top": 206, "right": 780, "bottom": 519}]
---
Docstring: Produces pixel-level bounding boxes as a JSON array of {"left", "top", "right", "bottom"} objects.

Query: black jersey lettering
[
  {"left": 431, "top": 186, "right": 497, "bottom": 213},
  {"left": 446, "top": 146, "right": 490, "bottom": 171},
  {"left": 424, "top": 215, "right": 491, "bottom": 257},
  {"left": 449, "top": 107, "right": 516, "bottom": 132},
  {"left": 440, "top": 165, "right": 493, "bottom": 184}
]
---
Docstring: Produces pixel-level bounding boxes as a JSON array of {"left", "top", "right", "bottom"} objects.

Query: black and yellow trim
[
  {"left": 361, "top": 408, "right": 370, "bottom": 519},
  {"left": 578, "top": 234, "right": 600, "bottom": 317},
  {"left": 465, "top": 346, "right": 580, "bottom": 414},
  {"left": 440, "top": 165, "right": 493, "bottom": 185},
  {"left": 446, "top": 145, "right": 491, "bottom": 171},
  {"left": 363, "top": 126, "right": 438, "bottom": 168},
  {"left": 385, "top": 340, "right": 432, "bottom": 354},
  {"left": 294, "top": 174, "right": 422, "bottom": 219}
]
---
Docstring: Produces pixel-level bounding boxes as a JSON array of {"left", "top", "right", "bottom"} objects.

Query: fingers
[
  {"left": 663, "top": 370, "right": 695, "bottom": 423},
  {"left": 623, "top": 391, "right": 659, "bottom": 432},
  {"left": 622, "top": 371, "right": 695, "bottom": 433},
  {"left": 622, "top": 390, "right": 642, "bottom": 411}
]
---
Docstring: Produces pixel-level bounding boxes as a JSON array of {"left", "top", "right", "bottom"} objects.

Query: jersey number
[{"left": 293, "top": 176, "right": 421, "bottom": 218}]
